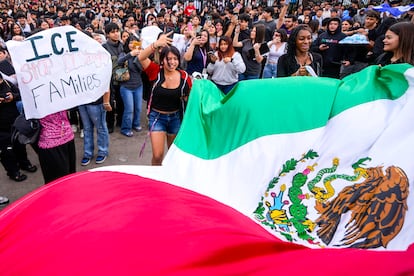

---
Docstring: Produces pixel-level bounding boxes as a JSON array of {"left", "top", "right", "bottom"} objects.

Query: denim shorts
[{"left": 148, "top": 109, "right": 181, "bottom": 135}]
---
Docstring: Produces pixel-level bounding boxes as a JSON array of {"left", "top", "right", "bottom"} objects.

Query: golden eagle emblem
[{"left": 315, "top": 166, "right": 409, "bottom": 249}]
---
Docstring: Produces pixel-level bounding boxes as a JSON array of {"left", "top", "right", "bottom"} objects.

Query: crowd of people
[{"left": 0, "top": 0, "right": 414, "bottom": 205}]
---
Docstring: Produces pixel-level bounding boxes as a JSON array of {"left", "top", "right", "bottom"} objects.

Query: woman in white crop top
[{"left": 263, "top": 29, "right": 288, "bottom": 79}]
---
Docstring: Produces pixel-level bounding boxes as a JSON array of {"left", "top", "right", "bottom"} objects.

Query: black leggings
[
  {"left": 38, "top": 140, "right": 76, "bottom": 184},
  {"left": 0, "top": 136, "right": 33, "bottom": 176}
]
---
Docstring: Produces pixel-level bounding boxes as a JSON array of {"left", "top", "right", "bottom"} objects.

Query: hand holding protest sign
[{"left": 6, "top": 26, "right": 112, "bottom": 119}]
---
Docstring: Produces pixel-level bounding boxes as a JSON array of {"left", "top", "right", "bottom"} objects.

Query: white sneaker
[
  {"left": 0, "top": 196, "right": 9, "bottom": 205},
  {"left": 71, "top": 124, "right": 78, "bottom": 133},
  {"left": 80, "top": 129, "right": 84, "bottom": 138}
]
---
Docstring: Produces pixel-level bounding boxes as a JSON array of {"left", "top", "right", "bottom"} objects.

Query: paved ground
[{"left": 0, "top": 124, "right": 153, "bottom": 211}]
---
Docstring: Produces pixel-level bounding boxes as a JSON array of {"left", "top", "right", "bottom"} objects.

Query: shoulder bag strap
[{"left": 146, "top": 70, "right": 163, "bottom": 115}]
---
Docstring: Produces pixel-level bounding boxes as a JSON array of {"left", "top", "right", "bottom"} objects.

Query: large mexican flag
[
  {"left": 1, "top": 64, "right": 414, "bottom": 275},
  {"left": 158, "top": 64, "right": 414, "bottom": 250}
]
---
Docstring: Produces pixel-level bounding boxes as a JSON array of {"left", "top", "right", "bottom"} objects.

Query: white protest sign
[
  {"left": 6, "top": 26, "right": 112, "bottom": 119},
  {"left": 140, "top": 26, "right": 162, "bottom": 49},
  {"left": 172, "top": 33, "right": 186, "bottom": 54},
  {"left": 141, "top": 27, "right": 186, "bottom": 54}
]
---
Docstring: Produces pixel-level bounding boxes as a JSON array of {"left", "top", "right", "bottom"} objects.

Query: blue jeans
[
  {"left": 16, "top": 101, "right": 24, "bottom": 114},
  {"left": 148, "top": 109, "right": 181, "bottom": 135},
  {"left": 120, "top": 85, "right": 143, "bottom": 133},
  {"left": 78, "top": 104, "right": 109, "bottom": 158},
  {"left": 214, "top": 82, "right": 236, "bottom": 95},
  {"left": 263, "top": 63, "right": 277, "bottom": 78},
  {"left": 238, "top": 73, "right": 260, "bottom": 81}
]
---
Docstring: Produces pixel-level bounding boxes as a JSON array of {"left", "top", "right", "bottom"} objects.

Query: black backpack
[{"left": 11, "top": 113, "right": 40, "bottom": 145}]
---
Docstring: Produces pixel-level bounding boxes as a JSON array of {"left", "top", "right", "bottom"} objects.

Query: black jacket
[
  {"left": 0, "top": 80, "right": 20, "bottom": 145},
  {"left": 277, "top": 52, "right": 323, "bottom": 77},
  {"left": 375, "top": 52, "right": 395, "bottom": 67}
]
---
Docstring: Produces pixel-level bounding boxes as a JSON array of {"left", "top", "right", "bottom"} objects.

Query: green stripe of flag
[{"left": 175, "top": 64, "right": 411, "bottom": 159}]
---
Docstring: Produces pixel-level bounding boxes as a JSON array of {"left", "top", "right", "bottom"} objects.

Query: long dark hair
[
  {"left": 217, "top": 36, "right": 235, "bottom": 60},
  {"left": 253, "top": 23, "right": 265, "bottom": 44},
  {"left": 160, "top": 45, "right": 182, "bottom": 69},
  {"left": 387, "top": 22, "right": 414, "bottom": 65},
  {"left": 123, "top": 35, "right": 138, "bottom": 53},
  {"left": 275, "top": 29, "right": 288, "bottom": 43},
  {"left": 286, "top": 24, "right": 312, "bottom": 56},
  {"left": 197, "top": 29, "right": 211, "bottom": 52},
  {"left": 10, "top": 23, "right": 24, "bottom": 37},
  {"left": 308, "top": 19, "right": 320, "bottom": 34}
]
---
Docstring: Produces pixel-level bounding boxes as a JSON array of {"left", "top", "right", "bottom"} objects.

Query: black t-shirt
[{"left": 240, "top": 39, "right": 262, "bottom": 76}]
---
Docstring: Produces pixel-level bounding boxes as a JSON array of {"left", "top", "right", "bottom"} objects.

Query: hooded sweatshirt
[{"left": 312, "top": 17, "right": 347, "bottom": 67}]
